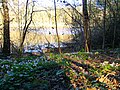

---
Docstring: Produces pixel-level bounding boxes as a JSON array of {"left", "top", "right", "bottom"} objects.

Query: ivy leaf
[{"left": 56, "top": 69, "right": 64, "bottom": 75}]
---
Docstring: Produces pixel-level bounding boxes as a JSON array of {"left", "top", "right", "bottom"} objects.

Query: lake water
[{"left": 10, "top": 28, "right": 79, "bottom": 47}]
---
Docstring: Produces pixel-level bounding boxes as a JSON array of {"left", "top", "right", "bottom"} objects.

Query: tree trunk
[
  {"left": 54, "top": 0, "right": 61, "bottom": 54},
  {"left": 19, "top": 0, "right": 34, "bottom": 53},
  {"left": 88, "top": 0, "right": 92, "bottom": 51},
  {"left": 2, "top": 0, "right": 10, "bottom": 56},
  {"left": 82, "top": 0, "right": 90, "bottom": 52},
  {"left": 102, "top": 0, "right": 106, "bottom": 50},
  {"left": 112, "top": 0, "right": 118, "bottom": 48}
]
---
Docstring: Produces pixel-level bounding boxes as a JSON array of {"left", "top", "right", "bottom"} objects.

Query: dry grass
[{"left": 10, "top": 30, "right": 72, "bottom": 46}]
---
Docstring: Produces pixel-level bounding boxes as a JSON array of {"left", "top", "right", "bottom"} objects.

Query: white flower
[{"left": 110, "top": 62, "right": 115, "bottom": 67}]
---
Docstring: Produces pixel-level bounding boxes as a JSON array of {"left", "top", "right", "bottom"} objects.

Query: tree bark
[
  {"left": 102, "top": 0, "right": 106, "bottom": 50},
  {"left": 20, "top": 0, "right": 34, "bottom": 53},
  {"left": 54, "top": 0, "right": 61, "bottom": 54},
  {"left": 2, "top": 0, "right": 10, "bottom": 56},
  {"left": 82, "top": 0, "right": 90, "bottom": 52},
  {"left": 112, "top": 0, "right": 118, "bottom": 48}
]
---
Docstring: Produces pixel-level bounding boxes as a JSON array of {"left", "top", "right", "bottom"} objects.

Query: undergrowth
[{"left": 0, "top": 50, "right": 120, "bottom": 90}]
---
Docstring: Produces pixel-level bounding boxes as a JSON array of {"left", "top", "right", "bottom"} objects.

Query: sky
[
  {"left": 0, "top": 0, "right": 83, "bottom": 9},
  {"left": 35, "top": 0, "right": 82, "bottom": 8}
]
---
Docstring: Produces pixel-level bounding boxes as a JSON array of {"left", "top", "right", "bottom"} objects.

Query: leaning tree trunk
[
  {"left": 82, "top": 0, "right": 90, "bottom": 52},
  {"left": 2, "top": 0, "right": 10, "bottom": 56}
]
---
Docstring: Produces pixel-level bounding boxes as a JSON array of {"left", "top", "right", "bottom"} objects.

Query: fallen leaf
[
  {"left": 86, "top": 87, "right": 96, "bottom": 90},
  {"left": 113, "top": 79, "right": 118, "bottom": 84}
]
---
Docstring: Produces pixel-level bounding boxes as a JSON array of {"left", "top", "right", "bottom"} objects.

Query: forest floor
[
  {"left": 0, "top": 49, "right": 120, "bottom": 90},
  {"left": 61, "top": 52, "right": 120, "bottom": 90}
]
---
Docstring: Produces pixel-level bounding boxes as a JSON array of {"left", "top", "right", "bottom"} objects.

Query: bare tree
[
  {"left": 112, "top": 0, "right": 118, "bottom": 48},
  {"left": 2, "top": 0, "right": 10, "bottom": 56},
  {"left": 19, "top": 0, "right": 35, "bottom": 52},
  {"left": 102, "top": 0, "right": 106, "bottom": 50},
  {"left": 82, "top": 0, "right": 90, "bottom": 52},
  {"left": 88, "top": 0, "right": 92, "bottom": 50},
  {"left": 54, "top": 0, "right": 61, "bottom": 54}
]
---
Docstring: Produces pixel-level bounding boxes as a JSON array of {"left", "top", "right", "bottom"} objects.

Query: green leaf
[{"left": 56, "top": 69, "right": 64, "bottom": 75}]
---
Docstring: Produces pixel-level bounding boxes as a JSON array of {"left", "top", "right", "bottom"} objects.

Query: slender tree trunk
[
  {"left": 20, "top": 0, "right": 29, "bottom": 51},
  {"left": 82, "top": 0, "right": 90, "bottom": 52},
  {"left": 112, "top": 13, "right": 116, "bottom": 49},
  {"left": 20, "top": 0, "right": 34, "bottom": 53},
  {"left": 88, "top": 0, "right": 92, "bottom": 51},
  {"left": 54, "top": 0, "right": 61, "bottom": 54},
  {"left": 2, "top": 0, "right": 10, "bottom": 56},
  {"left": 112, "top": 0, "right": 118, "bottom": 48},
  {"left": 17, "top": 0, "right": 22, "bottom": 49},
  {"left": 102, "top": 0, "right": 106, "bottom": 50}
]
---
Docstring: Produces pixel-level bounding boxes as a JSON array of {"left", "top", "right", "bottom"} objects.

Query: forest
[{"left": 0, "top": 0, "right": 120, "bottom": 90}]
